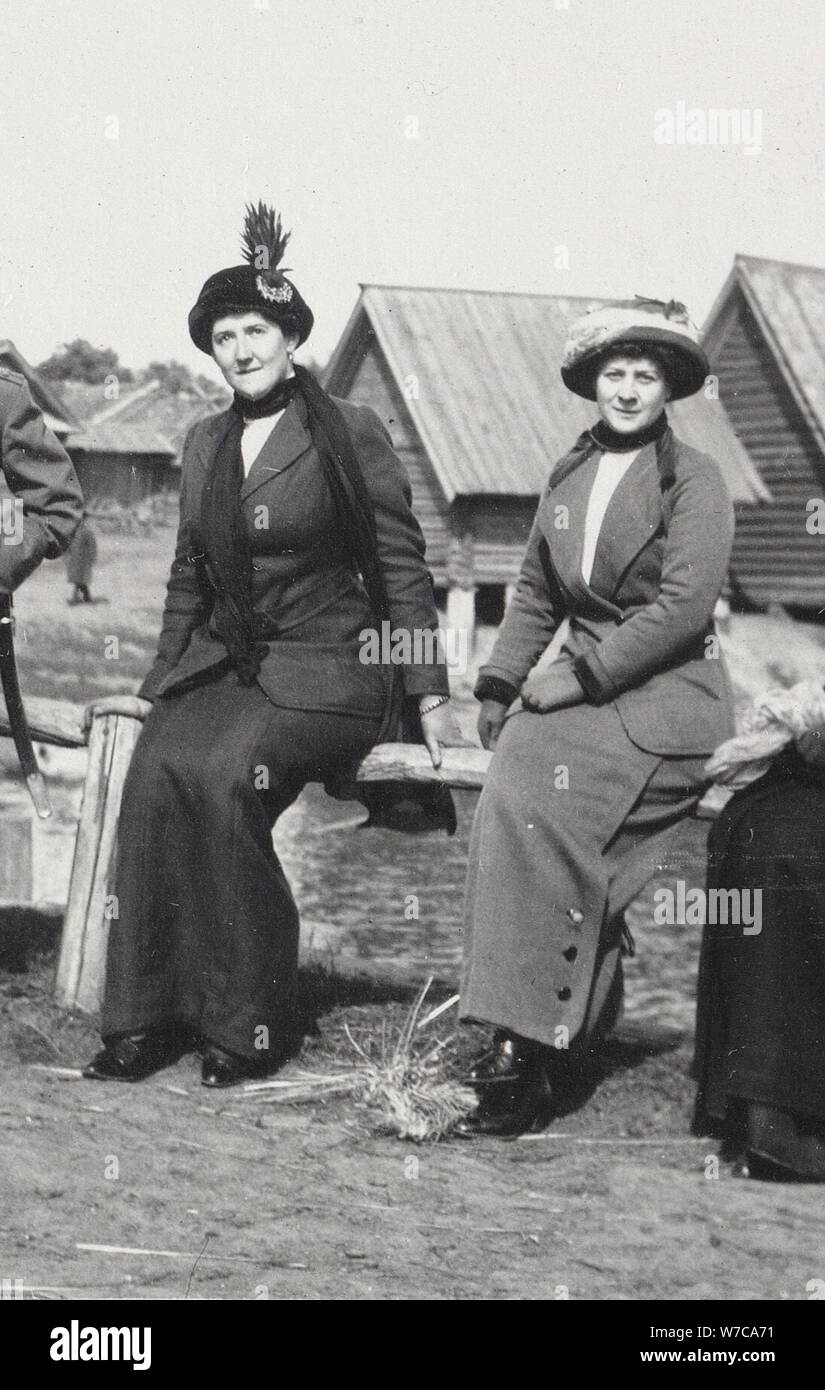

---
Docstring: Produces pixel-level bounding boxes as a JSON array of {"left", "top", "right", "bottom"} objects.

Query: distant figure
[{"left": 65, "top": 514, "right": 98, "bottom": 604}]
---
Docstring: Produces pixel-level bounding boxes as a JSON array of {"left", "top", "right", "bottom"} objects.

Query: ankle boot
[
  {"left": 745, "top": 1102, "right": 825, "bottom": 1182},
  {"left": 455, "top": 1031, "right": 555, "bottom": 1137}
]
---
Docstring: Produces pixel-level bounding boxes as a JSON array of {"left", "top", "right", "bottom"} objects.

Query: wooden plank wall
[
  {"left": 347, "top": 346, "right": 452, "bottom": 584},
  {"left": 716, "top": 293, "right": 825, "bottom": 609}
]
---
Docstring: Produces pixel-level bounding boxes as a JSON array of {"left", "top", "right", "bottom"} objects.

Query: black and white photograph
[{"left": 1, "top": 0, "right": 824, "bottom": 1335}]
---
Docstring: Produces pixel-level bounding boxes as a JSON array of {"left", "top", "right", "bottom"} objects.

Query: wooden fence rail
[
  {"left": 2, "top": 695, "right": 723, "bottom": 1015},
  {"left": 0, "top": 697, "right": 492, "bottom": 1012}
]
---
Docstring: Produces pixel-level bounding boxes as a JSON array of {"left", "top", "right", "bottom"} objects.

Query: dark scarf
[
  {"left": 549, "top": 409, "right": 675, "bottom": 497},
  {"left": 588, "top": 409, "right": 669, "bottom": 453},
  {"left": 199, "top": 373, "right": 299, "bottom": 685},
  {"left": 200, "top": 364, "right": 394, "bottom": 701}
]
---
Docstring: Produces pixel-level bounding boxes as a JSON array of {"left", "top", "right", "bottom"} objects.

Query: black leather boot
[
  {"left": 83, "top": 1031, "right": 181, "bottom": 1082},
  {"left": 455, "top": 1031, "right": 555, "bottom": 1137},
  {"left": 201, "top": 1044, "right": 271, "bottom": 1088},
  {"left": 744, "top": 1102, "right": 825, "bottom": 1182}
]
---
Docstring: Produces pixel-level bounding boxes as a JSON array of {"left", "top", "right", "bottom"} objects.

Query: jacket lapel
[
  {"left": 538, "top": 438, "right": 665, "bottom": 611},
  {"left": 586, "top": 441, "right": 663, "bottom": 599},
  {"left": 239, "top": 398, "right": 313, "bottom": 502},
  {"left": 538, "top": 450, "right": 600, "bottom": 592}
]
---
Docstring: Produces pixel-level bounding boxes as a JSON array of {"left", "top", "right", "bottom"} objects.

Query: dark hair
[
  {"left": 590, "top": 341, "right": 679, "bottom": 392},
  {"left": 206, "top": 302, "right": 301, "bottom": 347}
]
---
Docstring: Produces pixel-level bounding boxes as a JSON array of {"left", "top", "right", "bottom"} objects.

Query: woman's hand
[
  {"left": 477, "top": 699, "right": 508, "bottom": 751},
  {"left": 797, "top": 727, "right": 825, "bottom": 769},
  {"left": 419, "top": 700, "right": 472, "bottom": 769},
  {"left": 83, "top": 695, "right": 152, "bottom": 731},
  {"left": 521, "top": 665, "right": 584, "bottom": 714}
]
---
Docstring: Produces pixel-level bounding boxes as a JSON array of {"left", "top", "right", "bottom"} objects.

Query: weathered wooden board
[
  {"left": 54, "top": 714, "right": 142, "bottom": 1012},
  {"left": 0, "top": 694, "right": 87, "bottom": 748}
]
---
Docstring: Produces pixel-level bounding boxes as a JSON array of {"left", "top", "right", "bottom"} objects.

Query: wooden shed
[
  {"left": 703, "top": 254, "right": 825, "bottom": 612},
  {"left": 325, "top": 285, "right": 765, "bottom": 640},
  {"left": 59, "top": 379, "right": 227, "bottom": 506}
]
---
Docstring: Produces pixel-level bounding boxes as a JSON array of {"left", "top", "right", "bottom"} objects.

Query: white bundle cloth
[{"left": 706, "top": 680, "right": 825, "bottom": 791}]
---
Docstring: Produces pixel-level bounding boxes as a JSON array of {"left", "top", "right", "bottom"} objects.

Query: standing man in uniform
[{"left": 0, "top": 362, "right": 84, "bottom": 808}]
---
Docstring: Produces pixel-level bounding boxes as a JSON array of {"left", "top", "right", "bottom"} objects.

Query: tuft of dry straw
[
  {"left": 241, "top": 979, "right": 476, "bottom": 1143},
  {"left": 344, "top": 979, "right": 476, "bottom": 1142}
]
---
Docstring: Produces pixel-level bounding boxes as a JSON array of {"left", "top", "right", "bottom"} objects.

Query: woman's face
[
  {"left": 594, "top": 352, "right": 670, "bottom": 433},
  {"left": 211, "top": 312, "right": 298, "bottom": 399}
]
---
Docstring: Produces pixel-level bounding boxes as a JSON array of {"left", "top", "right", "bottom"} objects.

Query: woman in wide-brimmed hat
[
  {"left": 457, "top": 297, "right": 736, "bottom": 1136},
  {"left": 83, "top": 203, "right": 463, "bottom": 1089}
]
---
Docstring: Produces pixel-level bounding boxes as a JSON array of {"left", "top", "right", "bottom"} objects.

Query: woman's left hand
[
  {"left": 521, "top": 665, "right": 585, "bottom": 714},
  {"left": 797, "top": 726, "right": 825, "bottom": 769},
  {"left": 419, "top": 700, "right": 473, "bottom": 769}
]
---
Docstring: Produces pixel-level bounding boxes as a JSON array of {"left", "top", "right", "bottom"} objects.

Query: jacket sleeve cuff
[
  {"left": 401, "top": 665, "right": 450, "bottom": 698},
  {"left": 474, "top": 674, "right": 520, "bottom": 706},
  {"left": 572, "top": 652, "right": 616, "bottom": 705}
]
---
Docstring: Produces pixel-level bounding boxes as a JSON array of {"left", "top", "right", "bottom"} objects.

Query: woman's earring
[{"left": 288, "top": 351, "right": 294, "bottom": 362}]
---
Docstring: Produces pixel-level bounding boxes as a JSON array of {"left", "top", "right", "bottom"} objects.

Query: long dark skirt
[
  {"left": 101, "top": 670, "right": 380, "bottom": 1057},
  {"left": 694, "top": 754, "right": 825, "bottom": 1129},
  {"left": 461, "top": 702, "right": 709, "bottom": 1050}
]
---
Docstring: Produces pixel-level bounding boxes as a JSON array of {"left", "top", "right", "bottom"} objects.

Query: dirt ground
[{"left": 2, "top": 951, "right": 824, "bottom": 1302}]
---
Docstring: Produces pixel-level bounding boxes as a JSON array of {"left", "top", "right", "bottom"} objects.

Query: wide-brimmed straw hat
[
  {"left": 188, "top": 202, "right": 314, "bottom": 354},
  {"left": 561, "top": 297, "right": 709, "bottom": 401}
]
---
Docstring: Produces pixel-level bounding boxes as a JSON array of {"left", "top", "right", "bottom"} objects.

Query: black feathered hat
[{"left": 188, "top": 202, "right": 314, "bottom": 354}]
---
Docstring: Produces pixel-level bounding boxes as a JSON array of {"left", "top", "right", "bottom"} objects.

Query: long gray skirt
[{"left": 460, "top": 701, "right": 708, "bottom": 1050}]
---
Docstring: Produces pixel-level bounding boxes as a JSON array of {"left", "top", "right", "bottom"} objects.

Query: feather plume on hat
[
  {"left": 241, "top": 201, "right": 292, "bottom": 275},
  {"left": 187, "top": 200, "right": 314, "bottom": 353}
]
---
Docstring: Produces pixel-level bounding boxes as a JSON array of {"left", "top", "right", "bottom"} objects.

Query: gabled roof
[
  {"left": 325, "top": 285, "right": 766, "bottom": 505},
  {"left": 0, "top": 339, "right": 79, "bottom": 436},
  {"left": 60, "top": 378, "right": 228, "bottom": 460},
  {"left": 704, "top": 253, "right": 825, "bottom": 457}
]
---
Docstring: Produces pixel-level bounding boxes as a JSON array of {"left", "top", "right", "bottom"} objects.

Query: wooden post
[
  {"left": 54, "top": 713, "right": 142, "bottom": 1013},
  {"left": 0, "top": 816, "right": 32, "bottom": 903},
  {"left": 446, "top": 584, "right": 476, "bottom": 656}
]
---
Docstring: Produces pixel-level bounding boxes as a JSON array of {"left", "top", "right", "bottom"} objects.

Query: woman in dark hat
[
  {"left": 694, "top": 684, "right": 825, "bottom": 1181},
  {"left": 83, "top": 203, "right": 463, "bottom": 1088},
  {"left": 457, "top": 298, "right": 736, "bottom": 1136}
]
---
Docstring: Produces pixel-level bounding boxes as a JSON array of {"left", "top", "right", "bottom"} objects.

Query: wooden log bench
[{"left": 0, "top": 695, "right": 725, "bottom": 1015}]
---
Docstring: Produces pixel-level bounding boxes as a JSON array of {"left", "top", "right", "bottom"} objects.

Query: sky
[{"left": 1, "top": 0, "right": 823, "bottom": 381}]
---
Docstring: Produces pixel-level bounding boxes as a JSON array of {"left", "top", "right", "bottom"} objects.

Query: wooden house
[
  {"left": 59, "top": 378, "right": 227, "bottom": 506},
  {"left": 703, "top": 254, "right": 825, "bottom": 612},
  {"left": 325, "top": 286, "right": 765, "bottom": 639}
]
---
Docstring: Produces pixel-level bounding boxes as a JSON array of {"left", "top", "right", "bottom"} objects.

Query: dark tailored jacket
[
  {"left": 478, "top": 427, "right": 736, "bottom": 756},
  {"left": 138, "top": 393, "right": 449, "bottom": 715},
  {"left": 0, "top": 368, "right": 84, "bottom": 590}
]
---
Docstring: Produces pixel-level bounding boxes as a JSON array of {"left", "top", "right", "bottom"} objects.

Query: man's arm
[{"left": 0, "top": 374, "right": 84, "bottom": 591}]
